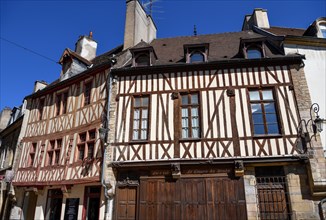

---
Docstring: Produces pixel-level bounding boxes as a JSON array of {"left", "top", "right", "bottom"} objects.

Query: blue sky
[{"left": 1, "top": 0, "right": 325, "bottom": 110}]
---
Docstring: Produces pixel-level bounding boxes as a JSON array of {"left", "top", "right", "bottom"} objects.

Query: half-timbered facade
[
  {"left": 11, "top": 34, "right": 122, "bottom": 220},
  {"left": 108, "top": 27, "right": 324, "bottom": 219}
]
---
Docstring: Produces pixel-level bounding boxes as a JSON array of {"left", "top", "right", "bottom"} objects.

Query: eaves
[{"left": 111, "top": 56, "right": 304, "bottom": 76}]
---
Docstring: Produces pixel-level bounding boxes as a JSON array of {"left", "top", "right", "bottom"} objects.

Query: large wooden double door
[{"left": 115, "top": 176, "right": 247, "bottom": 220}]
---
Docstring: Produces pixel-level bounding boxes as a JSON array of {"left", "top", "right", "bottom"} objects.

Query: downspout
[{"left": 101, "top": 69, "right": 113, "bottom": 220}]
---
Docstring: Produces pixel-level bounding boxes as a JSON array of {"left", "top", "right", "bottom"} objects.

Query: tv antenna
[{"left": 142, "top": 0, "right": 161, "bottom": 17}]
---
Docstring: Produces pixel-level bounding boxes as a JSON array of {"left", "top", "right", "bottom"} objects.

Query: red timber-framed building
[
  {"left": 11, "top": 33, "right": 122, "bottom": 220},
  {"left": 107, "top": 3, "right": 326, "bottom": 219}
]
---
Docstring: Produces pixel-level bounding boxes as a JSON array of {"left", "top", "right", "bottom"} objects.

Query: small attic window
[
  {"left": 190, "top": 52, "right": 205, "bottom": 63},
  {"left": 130, "top": 46, "right": 156, "bottom": 67},
  {"left": 135, "top": 53, "right": 150, "bottom": 67},
  {"left": 184, "top": 44, "right": 209, "bottom": 64},
  {"left": 247, "top": 47, "right": 263, "bottom": 59}
]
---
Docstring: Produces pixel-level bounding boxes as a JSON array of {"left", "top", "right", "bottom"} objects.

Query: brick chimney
[
  {"left": 75, "top": 32, "right": 97, "bottom": 61},
  {"left": 123, "top": 0, "right": 157, "bottom": 50},
  {"left": 242, "top": 8, "right": 270, "bottom": 31}
]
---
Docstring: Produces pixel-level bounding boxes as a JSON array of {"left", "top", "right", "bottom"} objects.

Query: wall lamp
[{"left": 298, "top": 103, "right": 325, "bottom": 153}]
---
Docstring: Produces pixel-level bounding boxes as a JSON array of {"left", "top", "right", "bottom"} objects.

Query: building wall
[
  {"left": 114, "top": 64, "right": 300, "bottom": 162},
  {"left": 285, "top": 45, "right": 326, "bottom": 155}
]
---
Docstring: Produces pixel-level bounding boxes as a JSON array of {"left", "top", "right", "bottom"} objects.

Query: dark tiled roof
[
  {"left": 148, "top": 31, "right": 282, "bottom": 65},
  {"left": 262, "top": 26, "right": 305, "bottom": 36},
  {"left": 92, "top": 45, "right": 123, "bottom": 65}
]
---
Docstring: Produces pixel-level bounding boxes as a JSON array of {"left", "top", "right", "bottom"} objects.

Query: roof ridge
[
  {"left": 269, "top": 26, "right": 305, "bottom": 30},
  {"left": 153, "top": 30, "right": 252, "bottom": 41}
]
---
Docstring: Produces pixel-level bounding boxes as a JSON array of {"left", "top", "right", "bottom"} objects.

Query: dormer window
[
  {"left": 130, "top": 45, "right": 157, "bottom": 67},
  {"left": 190, "top": 52, "right": 205, "bottom": 63},
  {"left": 247, "top": 47, "right": 263, "bottom": 59},
  {"left": 184, "top": 44, "right": 209, "bottom": 64},
  {"left": 135, "top": 53, "right": 150, "bottom": 67}
]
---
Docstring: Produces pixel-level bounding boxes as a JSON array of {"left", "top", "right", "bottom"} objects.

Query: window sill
[{"left": 253, "top": 134, "right": 282, "bottom": 139}]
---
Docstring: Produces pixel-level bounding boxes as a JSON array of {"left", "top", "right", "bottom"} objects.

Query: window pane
[
  {"left": 190, "top": 52, "right": 204, "bottom": 63},
  {"left": 262, "top": 90, "right": 273, "bottom": 100},
  {"left": 182, "top": 108, "right": 188, "bottom": 117},
  {"left": 266, "top": 114, "right": 277, "bottom": 123},
  {"left": 191, "top": 107, "right": 198, "bottom": 116},
  {"left": 264, "top": 103, "right": 276, "bottom": 113},
  {"left": 134, "top": 109, "right": 140, "bottom": 119},
  {"left": 192, "top": 117, "right": 198, "bottom": 127},
  {"left": 141, "top": 119, "right": 147, "bottom": 129},
  {"left": 182, "top": 95, "right": 188, "bottom": 105},
  {"left": 251, "top": 104, "right": 262, "bottom": 113},
  {"left": 142, "top": 109, "right": 148, "bottom": 119},
  {"left": 247, "top": 48, "right": 262, "bottom": 59},
  {"left": 182, "top": 128, "right": 188, "bottom": 138},
  {"left": 192, "top": 128, "right": 199, "bottom": 138},
  {"left": 249, "top": 91, "right": 260, "bottom": 101},
  {"left": 142, "top": 97, "right": 149, "bottom": 106},
  {"left": 133, "top": 119, "right": 139, "bottom": 129},
  {"left": 136, "top": 54, "right": 150, "bottom": 66},
  {"left": 254, "top": 124, "right": 265, "bottom": 135},
  {"left": 267, "top": 124, "right": 279, "bottom": 134},
  {"left": 191, "top": 94, "right": 198, "bottom": 104},
  {"left": 141, "top": 130, "right": 147, "bottom": 139},
  {"left": 133, "top": 130, "right": 138, "bottom": 140},
  {"left": 134, "top": 98, "right": 140, "bottom": 107},
  {"left": 253, "top": 113, "right": 264, "bottom": 124}
]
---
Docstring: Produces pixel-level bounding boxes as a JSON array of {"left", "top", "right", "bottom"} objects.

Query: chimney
[
  {"left": 75, "top": 32, "right": 97, "bottom": 61},
  {"left": 123, "top": 0, "right": 157, "bottom": 50},
  {"left": 242, "top": 8, "right": 270, "bottom": 30},
  {"left": 253, "top": 8, "right": 270, "bottom": 29}
]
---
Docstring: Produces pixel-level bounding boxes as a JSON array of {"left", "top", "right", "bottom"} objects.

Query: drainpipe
[{"left": 101, "top": 69, "right": 113, "bottom": 220}]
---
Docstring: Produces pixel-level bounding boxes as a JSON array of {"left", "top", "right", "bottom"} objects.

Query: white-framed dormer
[{"left": 184, "top": 43, "right": 209, "bottom": 63}]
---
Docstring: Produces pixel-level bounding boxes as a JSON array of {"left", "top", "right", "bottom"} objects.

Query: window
[
  {"left": 84, "top": 82, "right": 92, "bottom": 106},
  {"left": 132, "top": 96, "right": 149, "bottom": 140},
  {"left": 55, "top": 94, "right": 61, "bottom": 116},
  {"left": 181, "top": 93, "right": 200, "bottom": 139},
  {"left": 190, "top": 51, "right": 205, "bottom": 63},
  {"left": 39, "top": 98, "right": 45, "bottom": 120},
  {"left": 135, "top": 54, "right": 150, "bottom": 67},
  {"left": 55, "top": 92, "right": 68, "bottom": 116},
  {"left": 247, "top": 47, "right": 263, "bottom": 59},
  {"left": 184, "top": 44, "right": 209, "bottom": 63},
  {"left": 249, "top": 89, "right": 280, "bottom": 135},
  {"left": 77, "top": 130, "right": 96, "bottom": 161},
  {"left": 29, "top": 143, "right": 37, "bottom": 167},
  {"left": 47, "top": 139, "right": 62, "bottom": 166}
]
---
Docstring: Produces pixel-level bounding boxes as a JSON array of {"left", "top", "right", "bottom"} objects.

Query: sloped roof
[
  {"left": 261, "top": 26, "right": 305, "bottom": 36},
  {"left": 148, "top": 31, "right": 282, "bottom": 65}
]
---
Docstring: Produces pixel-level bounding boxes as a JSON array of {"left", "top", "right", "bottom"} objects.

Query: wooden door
[
  {"left": 115, "top": 187, "right": 137, "bottom": 220},
  {"left": 137, "top": 177, "right": 247, "bottom": 220}
]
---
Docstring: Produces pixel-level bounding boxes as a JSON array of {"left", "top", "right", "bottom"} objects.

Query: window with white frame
[
  {"left": 249, "top": 89, "right": 280, "bottom": 135},
  {"left": 132, "top": 96, "right": 149, "bottom": 141},
  {"left": 181, "top": 93, "right": 200, "bottom": 139}
]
